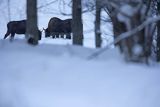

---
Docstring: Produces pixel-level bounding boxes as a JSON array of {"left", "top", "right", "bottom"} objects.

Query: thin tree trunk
[
  {"left": 157, "top": 1, "right": 160, "bottom": 62},
  {"left": 26, "top": 0, "right": 38, "bottom": 45},
  {"left": 95, "top": 0, "right": 102, "bottom": 48},
  {"left": 72, "top": 0, "right": 83, "bottom": 45}
]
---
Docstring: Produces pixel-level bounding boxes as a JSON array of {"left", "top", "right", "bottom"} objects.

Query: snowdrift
[{"left": 0, "top": 39, "right": 160, "bottom": 107}]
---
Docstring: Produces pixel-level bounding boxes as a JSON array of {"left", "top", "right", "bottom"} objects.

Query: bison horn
[{"left": 42, "top": 28, "right": 46, "bottom": 31}]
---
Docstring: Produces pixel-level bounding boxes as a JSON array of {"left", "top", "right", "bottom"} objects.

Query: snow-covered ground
[
  {"left": 0, "top": 1, "right": 160, "bottom": 107},
  {"left": 0, "top": 39, "right": 160, "bottom": 107}
]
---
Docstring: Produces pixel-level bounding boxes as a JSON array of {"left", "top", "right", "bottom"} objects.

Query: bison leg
[
  {"left": 52, "top": 35, "right": 56, "bottom": 38},
  {"left": 50, "top": 32, "right": 55, "bottom": 38},
  {"left": 10, "top": 33, "right": 15, "bottom": 41},
  {"left": 66, "top": 33, "right": 71, "bottom": 39},
  {"left": 51, "top": 32, "right": 56, "bottom": 38},
  {"left": 60, "top": 33, "right": 64, "bottom": 38},
  {"left": 55, "top": 33, "right": 59, "bottom": 38},
  {"left": 3, "top": 31, "right": 10, "bottom": 39},
  {"left": 45, "top": 33, "right": 50, "bottom": 38}
]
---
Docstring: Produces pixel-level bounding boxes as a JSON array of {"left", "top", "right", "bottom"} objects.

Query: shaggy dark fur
[{"left": 4, "top": 20, "right": 42, "bottom": 41}]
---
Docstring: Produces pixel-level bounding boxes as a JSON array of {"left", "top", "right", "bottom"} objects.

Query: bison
[
  {"left": 45, "top": 17, "right": 72, "bottom": 39},
  {"left": 45, "top": 17, "right": 62, "bottom": 38},
  {"left": 4, "top": 20, "right": 42, "bottom": 41}
]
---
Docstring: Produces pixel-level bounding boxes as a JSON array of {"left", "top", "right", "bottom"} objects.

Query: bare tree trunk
[
  {"left": 26, "top": 0, "right": 38, "bottom": 45},
  {"left": 95, "top": 0, "right": 102, "bottom": 48},
  {"left": 72, "top": 0, "right": 83, "bottom": 45},
  {"left": 157, "top": 1, "right": 160, "bottom": 62},
  {"left": 111, "top": 16, "right": 126, "bottom": 53},
  {"left": 106, "top": 1, "right": 152, "bottom": 63}
]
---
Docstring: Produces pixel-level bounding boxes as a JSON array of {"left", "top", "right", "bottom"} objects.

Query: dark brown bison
[
  {"left": 4, "top": 20, "right": 42, "bottom": 41},
  {"left": 45, "top": 17, "right": 72, "bottom": 39}
]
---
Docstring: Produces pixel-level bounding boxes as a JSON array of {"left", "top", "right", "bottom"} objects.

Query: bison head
[
  {"left": 38, "top": 30, "right": 42, "bottom": 40},
  {"left": 44, "top": 28, "right": 50, "bottom": 38}
]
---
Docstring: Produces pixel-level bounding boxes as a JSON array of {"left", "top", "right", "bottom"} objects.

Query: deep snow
[
  {"left": 0, "top": 39, "right": 160, "bottom": 107},
  {"left": 0, "top": 0, "right": 160, "bottom": 107}
]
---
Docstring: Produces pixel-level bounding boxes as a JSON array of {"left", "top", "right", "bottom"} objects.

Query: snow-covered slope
[{"left": 0, "top": 39, "right": 160, "bottom": 107}]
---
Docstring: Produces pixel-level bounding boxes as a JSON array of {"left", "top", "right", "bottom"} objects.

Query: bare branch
[
  {"left": 38, "top": 0, "right": 58, "bottom": 9},
  {"left": 88, "top": 16, "right": 160, "bottom": 59}
]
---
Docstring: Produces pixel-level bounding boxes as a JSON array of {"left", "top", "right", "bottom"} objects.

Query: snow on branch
[
  {"left": 114, "top": 16, "right": 160, "bottom": 45},
  {"left": 88, "top": 16, "right": 160, "bottom": 59}
]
